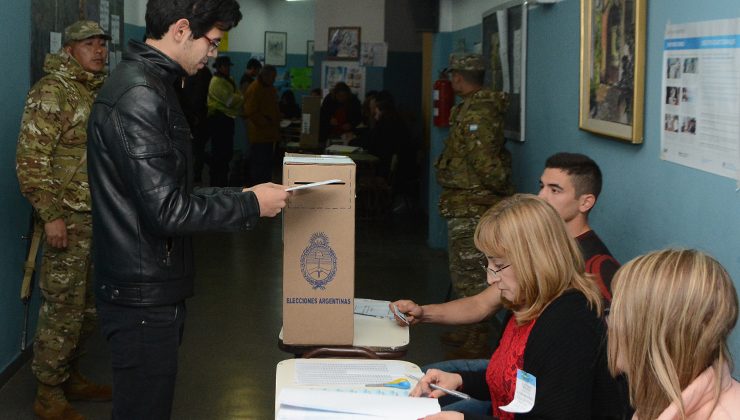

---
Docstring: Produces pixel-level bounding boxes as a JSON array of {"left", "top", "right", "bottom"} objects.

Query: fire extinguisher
[{"left": 433, "top": 71, "right": 454, "bottom": 127}]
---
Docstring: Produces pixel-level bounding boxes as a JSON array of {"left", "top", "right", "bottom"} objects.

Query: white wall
[
  {"left": 440, "top": 0, "right": 509, "bottom": 32},
  {"left": 230, "top": 0, "right": 315, "bottom": 54},
  {"left": 314, "top": 0, "right": 385, "bottom": 50},
  {"left": 123, "top": 0, "right": 315, "bottom": 55},
  {"left": 124, "top": 0, "right": 146, "bottom": 27}
]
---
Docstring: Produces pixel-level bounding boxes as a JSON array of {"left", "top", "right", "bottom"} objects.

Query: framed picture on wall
[
  {"left": 327, "top": 26, "right": 361, "bottom": 61},
  {"left": 307, "top": 40, "right": 314, "bottom": 67},
  {"left": 579, "top": 0, "right": 646, "bottom": 143},
  {"left": 264, "top": 31, "right": 287, "bottom": 66}
]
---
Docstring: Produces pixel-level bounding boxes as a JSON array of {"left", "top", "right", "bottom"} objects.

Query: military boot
[
  {"left": 62, "top": 370, "right": 112, "bottom": 402},
  {"left": 33, "top": 383, "right": 85, "bottom": 420}
]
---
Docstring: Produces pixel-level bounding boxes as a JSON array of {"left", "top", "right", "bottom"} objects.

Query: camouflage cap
[
  {"left": 64, "top": 20, "right": 111, "bottom": 44},
  {"left": 445, "top": 53, "right": 485, "bottom": 72}
]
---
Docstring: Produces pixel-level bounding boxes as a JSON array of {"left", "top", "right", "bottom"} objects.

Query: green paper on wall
[{"left": 291, "top": 68, "right": 313, "bottom": 90}]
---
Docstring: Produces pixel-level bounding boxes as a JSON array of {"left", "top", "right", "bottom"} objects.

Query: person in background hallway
[
  {"left": 180, "top": 65, "right": 212, "bottom": 183},
  {"left": 16, "top": 20, "right": 112, "bottom": 420},
  {"left": 608, "top": 249, "right": 740, "bottom": 420},
  {"left": 361, "top": 89, "right": 379, "bottom": 129},
  {"left": 310, "top": 87, "right": 323, "bottom": 97},
  {"left": 279, "top": 89, "right": 301, "bottom": 120},
  {"left": 433, "top": 53, "right": 513, "bottom": 360},
  {"left": 411, "top": 195, "right": 630, "bottom": 420},
  {"left": 86, "top": 1, "right": 290, "bottom": 418},
  {"left": 319, "top": 82, "right": 362, "bottom": 143},
  {"left": 207, "top": 55, "right": 243, "bottom": 186},
  {"left": 353, "top": 90, "right": 411, "bottom": 180},
  {"left": 244, "top": 65, "right": 280, "bottom": 185},
  {"left": 239, "top": 57, "right": 261, "bottom": 92}
]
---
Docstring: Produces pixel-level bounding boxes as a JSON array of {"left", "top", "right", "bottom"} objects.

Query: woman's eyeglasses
[{"left": 480, "top": 259, "right": 510, "bottom": 279}]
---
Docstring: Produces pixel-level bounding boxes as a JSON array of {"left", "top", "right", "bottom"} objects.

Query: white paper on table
[
  {"left": 294, "top": 360, "right": 408, "bottom": 385},
  {"left": 277, "top": 388, "right": 440, "bottom": 419},
  {"left": 354, "top": 298, "right": 394, "bottom": 319},
  {"left": 285, "top": 179, "right": 344, "bottom": 191}
]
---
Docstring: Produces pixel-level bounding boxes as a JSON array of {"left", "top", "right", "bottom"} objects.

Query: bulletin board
[{"left": 482, "top": 1, "right": 527, "bottom": 142}]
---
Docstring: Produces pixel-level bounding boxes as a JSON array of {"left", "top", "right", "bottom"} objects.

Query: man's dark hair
[
  {"left": 545, "top": 152, "right": 603, "bottom": 198},
  {"left": 454, "top": 69, "right": 485, "bottom": 86},
  {"left": 333, "top": 82, "right": 351, "bottom": 95},
  {"left": 258, "top": 65, "right": 277, "bottom": 82},
  {"left": 145, "top": 0, "right": 242, "bottom": 40},
  {"left": 246, "top": 58, "right": 262, "bottom": 70}
]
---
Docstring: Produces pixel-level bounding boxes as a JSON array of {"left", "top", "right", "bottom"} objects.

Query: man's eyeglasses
[
  {"left": 202, "top": 34, "right": 221, "bottom": 52},
  {"left": 480, "top": 259, "right": 510, "bottom": 279}
]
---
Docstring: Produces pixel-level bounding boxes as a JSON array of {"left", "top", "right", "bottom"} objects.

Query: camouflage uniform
[
  {"left": 435, "top": 54, "right": 513, "bottom": 355},
  {"left": 16, "top": 39, "right": 105, "bottom": 387}
]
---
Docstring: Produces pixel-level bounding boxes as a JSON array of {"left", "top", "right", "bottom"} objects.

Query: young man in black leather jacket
[{"left": 87, "top": 1, "right": 289, "bottom": 417}]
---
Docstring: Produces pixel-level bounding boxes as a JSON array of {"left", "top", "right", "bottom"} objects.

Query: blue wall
[
  {"left": 428, "top": 0, "right": 740, "bottom": 374},
  {"left": 0, "top": 2, "right": 39, "bottom": 374}
]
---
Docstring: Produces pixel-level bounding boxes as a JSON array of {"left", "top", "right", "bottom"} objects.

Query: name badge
[
  {"left": 499, "top": 369, "right": 536, "bottom": 413},
  {"left": 469, "top": 124, "right": 478, "bottom": 131}
]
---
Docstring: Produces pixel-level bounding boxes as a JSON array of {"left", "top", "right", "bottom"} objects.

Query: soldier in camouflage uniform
[
  {"left": 435, "top": 53, "right": 513, "bottom": 359},
  {"left": 16, "top": 20, "right": 112, "bottom": 420}
]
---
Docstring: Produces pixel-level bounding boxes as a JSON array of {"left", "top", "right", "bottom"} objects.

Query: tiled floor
[{"left": 0, "top": 212, "right": 456, "bottom": 419}]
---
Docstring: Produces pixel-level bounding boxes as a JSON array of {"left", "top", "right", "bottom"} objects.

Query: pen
[
  {"left": 392, "top": 304, "right": 410, "bottom": 325},
  {"left": 407, "top": 374, "right": 471, "bottom": 400}
]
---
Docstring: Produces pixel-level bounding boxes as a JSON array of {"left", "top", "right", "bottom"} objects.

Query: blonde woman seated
[
  {"left": 608, "top": 249, "right": 740, "bottom": 419},
  {"left": 412, "top": 194, "right": 630, "bottom": 419}
]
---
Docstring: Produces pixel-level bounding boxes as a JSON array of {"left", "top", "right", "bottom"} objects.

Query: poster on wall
[
  {"left": 291, "top": 68, "right": 313, "bottom": 90},
  {"left": 99, "top": 0, "right": 110, "bottom": 31},
  {"left": 660, "top": 18, "right": 740, "bottom": 182},
  {"left": 360, "top": 42, "right": 387, "bottom": 67},
  {"left": 321, "top": 62, "right": 365, "bottom": 100},
  {"left": 482, "top": 2, "right": 526, "bottom": 142}
]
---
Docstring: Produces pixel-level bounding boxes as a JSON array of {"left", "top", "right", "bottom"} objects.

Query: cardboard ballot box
[
  {"left": 300, "top": 96, "right": 321, "bottom": 149},
  {"left": 282, "top": 154, "right": 356, "bottom": 345}
]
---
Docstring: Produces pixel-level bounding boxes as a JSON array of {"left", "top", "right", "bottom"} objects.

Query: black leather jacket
[{"left": 87, "top": 41, "right": 260, "bottom": 306}]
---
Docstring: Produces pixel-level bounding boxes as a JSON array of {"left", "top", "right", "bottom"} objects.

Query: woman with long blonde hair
[
  {"left": 608, "top": 249, "right": 740, "bottom": 419},
  {"left": 413, "top": 194, "right": 630, "bottom": 419}
]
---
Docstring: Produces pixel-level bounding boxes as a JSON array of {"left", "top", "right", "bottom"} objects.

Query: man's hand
[
  {"left": 246, "top": 183, "right": 290, "bottom": 217},
  {"left": 44, "top": 218, "right": 68, "bottom": 249},
  {"left": 390, "top": 300, "right": 424, "bottom": 326}
]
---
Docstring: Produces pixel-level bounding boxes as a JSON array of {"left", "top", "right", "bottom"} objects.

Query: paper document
[
  {"left": 326, "top": 144, "right": 361, "bottom": 154},
  {"left": 354, "top": 298, "right": 394, "bottom": 319},
  {"left": 285, "top": 179, "right": 344, "bottom": 191},
  {"left": 295, "top": 360, "right": 408, "bottom": 385},
  {"left": 277, "top": 388, "right": 440, "bottom": 419}
]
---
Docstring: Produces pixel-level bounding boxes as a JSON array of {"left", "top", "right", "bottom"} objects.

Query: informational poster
[
  {"left": 110, "top": 14, "right": 120, "bottom": 44},
  {"left": 321, "top": 62, "right": 365, "bottom": 100},
  {"left": 360, "top": 42, "right": 387, "bottom": 67},
  {"left": 99, "top": 0, "right": 110, "bottom": 31},
  {"left": 49, "top": 32, "right": 61, "bottom": 53},
  {"left": 660, "top": 18, "right": 740, "bottom": 181}
]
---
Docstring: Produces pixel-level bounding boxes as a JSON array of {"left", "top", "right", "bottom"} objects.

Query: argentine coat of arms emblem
[{"left": 300, "top": 232, "right": 338, "bottom": 290}]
